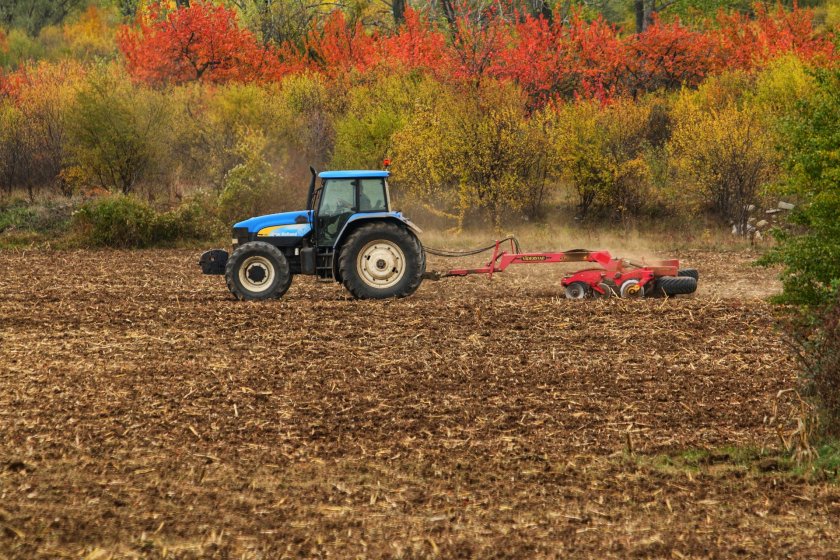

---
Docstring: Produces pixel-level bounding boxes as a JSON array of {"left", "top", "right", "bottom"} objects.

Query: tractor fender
[{"left": 332, "top": 213, "right": 423, "bottom": 279}]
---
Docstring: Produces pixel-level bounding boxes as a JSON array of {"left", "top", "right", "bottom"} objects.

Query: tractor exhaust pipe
[{"left": 306, "top": 166, "right": 317, "bottom": 210}]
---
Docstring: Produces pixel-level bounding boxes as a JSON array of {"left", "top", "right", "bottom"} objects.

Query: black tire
[
  {"left": 656, "top": 275, "right": 697, "bottom": 296},
  {"left": 338, "top": 222, "right": 425, "bottom": 299},
  {"left": 225, "top": 241, "right": 292, "bottom": 301},
  {"left": 678, "top": 268, "right": 699, "bottom": 281}
]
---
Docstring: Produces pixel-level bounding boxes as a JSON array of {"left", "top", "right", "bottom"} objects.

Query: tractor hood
[{"left": 234, "top": 210, "right": 313, "bottom": 238}]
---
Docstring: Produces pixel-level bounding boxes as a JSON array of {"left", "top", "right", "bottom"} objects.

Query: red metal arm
[{"left": 444, "top": 241, "right": 614, "bottom": 278}]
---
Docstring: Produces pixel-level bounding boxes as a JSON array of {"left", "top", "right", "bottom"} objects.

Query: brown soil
[{"left": 1, "top": 249, "right": 837, "bottom": 559}]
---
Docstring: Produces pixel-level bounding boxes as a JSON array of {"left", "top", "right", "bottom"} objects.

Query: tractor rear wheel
[
  {"left": 225, "top": 241, "right": 292, "bottom": 301},
  {"left": 338, "top": 222, "right": 425, "bottom": 299},
  {"left": 656, "top": 276, "right": 697, "bottom": 296}
]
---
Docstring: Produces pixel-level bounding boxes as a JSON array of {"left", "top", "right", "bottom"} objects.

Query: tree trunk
[
  {"left": 175, "top": 0, "right": 190, "bottom": 8},
  {"left": 634, "top": 0, "right": 645, "bottom": 33},
  {"left": 643, "top": 2, "right": 655, "bottom": 30},
  {"left": 392, "top": 0, "right": 405, "bottom": 26},
  {"left": 440, "top": 0, "right": 458, "bottom": 30}
]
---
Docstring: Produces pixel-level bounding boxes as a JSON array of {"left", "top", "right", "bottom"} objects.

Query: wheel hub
[
  {"left": 238, "top": 255, "right": 275, "bottom": 293},
  {"left": 357, "top": 241, "right": 406, "bottom": 288},
  {"left": 246, "top": 264, "right": 267, "bottom": 284},
  {"left": 620, "top": 279, "right": 644, "bottom": 298}
]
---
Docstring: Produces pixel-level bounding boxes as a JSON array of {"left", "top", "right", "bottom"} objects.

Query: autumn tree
[
  {"left": 497, "top": 13, "right": 627, "bottom": 106},
  {"left": 11, "top": 62, "right": 85, "bottom": 196},
  {"left": 118, "top": 1, "right": 283, "bottom": 86},
  {"left": 670, "top": 84, "right": 777, "bottom": 232},
  {"left": 716, "top": 4, "right": 837, "bottom": 70},
  {"left": 233, "top": 0, "right": 329, "bottom": 48},
  {"left": 66, "top": 67, "right": 173, "bottom": 194},
  {"left": 379, "top": 9, "right": 450, "bottom": 75},
  {"left": 626, "top": 17, "right": 719, "bottom": 93},
  {"left": 553, "top": 99, "right": 653, "bottom": 220},
  {"left": 393, "top": 80, "right": 551, "bottom": 229},
  {"left": 332, "top": 73, "right": 444, "bottom": 169}
]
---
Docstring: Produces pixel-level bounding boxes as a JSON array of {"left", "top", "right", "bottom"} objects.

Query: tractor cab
[{"left": 309, "top": 170, "right": 391, "bottom": 247}]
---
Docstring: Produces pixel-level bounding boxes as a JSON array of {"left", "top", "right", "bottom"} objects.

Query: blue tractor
[{"left": 199, "top": 168, "right": 426, "bottom": 300}]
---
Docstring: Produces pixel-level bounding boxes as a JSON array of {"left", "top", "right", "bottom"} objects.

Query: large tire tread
[
  {"left": 678, "top": 268, "right": 699, "bottom": 281},
  {"left": 656, "top": 275, "right": 697, "bottom": 296},
  {"left": 225, "top": 241, "right": 292, "bottom": 301},
  {"left": 338, "top": 222, "right": 425, "bottom": 299}
]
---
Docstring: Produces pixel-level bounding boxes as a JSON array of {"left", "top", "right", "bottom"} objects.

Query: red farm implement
[{"left": 428, "top": 238, "right": 698, "bottom": 299}]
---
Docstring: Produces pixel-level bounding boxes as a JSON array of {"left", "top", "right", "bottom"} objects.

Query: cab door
[{"left": 316, "top": 179, "right": 357, "bottom": 247}]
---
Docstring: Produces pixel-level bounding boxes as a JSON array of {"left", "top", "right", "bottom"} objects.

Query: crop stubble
[{"left": 1, "top": 249, "right": 838, "bottom": 558}]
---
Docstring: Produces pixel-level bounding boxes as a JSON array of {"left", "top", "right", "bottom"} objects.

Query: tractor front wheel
[
  {"left": 338, "top": 222, "right": 425, "bottom": 299},
  {"left": 225, "top": 241, "right": 292, "bottom": 301}
]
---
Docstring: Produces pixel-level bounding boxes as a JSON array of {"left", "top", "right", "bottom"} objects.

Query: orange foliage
[
  {"left": 378, "top": 9, "right": 450, "bottom": 75},
  {"left": 717, "top": 4, "right": 837, "bottom": 69},
  {"left": 627, "top": 17, "right": 720, "bottom": 93},
  {"left": 117, "top": 0, "right": 285, "bottom": 85},
  {"left": 113, "top": 1, "right": 837, "bottom": 104}
]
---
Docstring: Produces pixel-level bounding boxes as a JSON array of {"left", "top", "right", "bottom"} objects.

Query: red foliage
[
  {"left": 627, "top": 17, "right": 720, "bottom": 93},
  {"left": 496, "top": 14, "right": 627, "bottom": 104},
  {"left": 717, "top": 4, "right": 837, "bottom": 69},
  {"left": 117, "top": 1, "right": 284, "bottom": 86},
  {"left": 448, "top": 12, "right": 510, "bottom": 82},
  {"left": 378, "top": 9, "right": 450, "bottom": 75},
  {"left": 0, "top": 68, "right": 31, "bottom": 99},
  {"left": 113, "top": 1, "right": 836, "bottom": 103},
  {"left": 294, "top": 11, "right": 377, "bottom": 77}
]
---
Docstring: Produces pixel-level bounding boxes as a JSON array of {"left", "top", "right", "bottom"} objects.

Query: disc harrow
[{"left": 426, "top": 238, "right": 698, "bottom": 299}]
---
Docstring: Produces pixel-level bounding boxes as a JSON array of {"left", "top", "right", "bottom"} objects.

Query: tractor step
[{"left": 315, "top": 252, "right": 335, "bottom": 280}]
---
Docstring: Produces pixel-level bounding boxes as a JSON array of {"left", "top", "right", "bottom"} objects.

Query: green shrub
[
  {"left": 0, "top": 199, "right": 36, "bottom": 232},
  {"left": 72, "top": 195, "right": 157, "bottom": 247},
  {"left": 73, "top": 194, "right": 223, "bottom": 247},
  {"left": 759, "top": 68, "right": 840, "bottom": 438},
  {"left": 216, "top": 129, "right": 286, "bottom": 224},
  {"left": 156, "top": 195, "right": 225, "bottom": 243},
  {"left": 759, "top": 69, "right": 840, "bottom": 307},
  {"left": 0, "top": 197, "right": 75, "bottom": 235}
]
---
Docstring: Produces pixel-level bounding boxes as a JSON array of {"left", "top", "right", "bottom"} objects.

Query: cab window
[
  {"left": 318, "top": 179, "right": 356, "bottom": 217},
  {"left": 317, "top": 179, "right": 356, "bottom": 245},
  {"left": 359, "top": 179, "right": 387, "bottom": 212}
]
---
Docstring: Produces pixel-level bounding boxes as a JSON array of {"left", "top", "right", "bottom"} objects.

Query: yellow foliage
[
  {"left": 553, "top": 98, "right": 652, "bottom": 220},
  {"left": 751, "top": 55, "right": 816, "bottom": 118},
  {"left": 670, "top": 91, "right": 777, "bottom": 229},
  {"left": 393, "top": 81, "right": 548, "bottom": 230},
  {"left": 825, "top": 0, "right": 840, "bottom": 28},
  {"left": 63, "top": 6, "right": 118, "bottom": 60}
]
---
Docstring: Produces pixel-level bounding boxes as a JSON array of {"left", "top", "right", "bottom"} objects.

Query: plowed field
[{"left": 1, "top": 249, "right": 839, "bottom": 558}]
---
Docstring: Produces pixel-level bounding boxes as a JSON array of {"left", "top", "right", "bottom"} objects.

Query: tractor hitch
[{"left": 199, "top": 249, "right": 229, "bottom": 275}]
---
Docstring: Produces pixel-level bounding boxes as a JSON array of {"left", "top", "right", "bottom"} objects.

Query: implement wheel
[
  {"left": 565, "top": 281, "right": 589, "bottom": 300},
  {"left": 225, "top": 241, "right": 292, "bottom": 301},
  {"left": 338, "top": 222, "right": 425, "bottom": 299},
  {"left": 678, "top": 268, "right": 699, "bottom": 281},
  {"left": 656, "top": 276, "right": 697, "bottom": 296},
  {"left": 620, "top": 279, "right": 645, "bottom": 298}
]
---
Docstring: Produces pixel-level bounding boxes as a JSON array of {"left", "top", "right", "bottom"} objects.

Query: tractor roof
[{"left": 318, "top": 170, "right": 390, "bottom": 179}]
